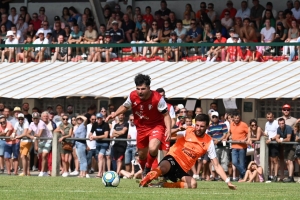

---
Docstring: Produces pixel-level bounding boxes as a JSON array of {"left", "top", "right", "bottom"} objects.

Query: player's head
[
  {"left": 194, "top": 114, "right": 209, "bottom": 137},
  {"left": 156, "top": 88, "right": 165, "bottom": 98},
  {"left": 134, "top": 74, "right": 151, "bottom": 100}
]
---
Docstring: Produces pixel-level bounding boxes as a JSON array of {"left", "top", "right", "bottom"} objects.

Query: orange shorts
[
  {"left": 20, "top": 142, "right": 32, "bottom": 156},
  {"left": 137, "top": 129, "right": 164, "bottom": 149}
]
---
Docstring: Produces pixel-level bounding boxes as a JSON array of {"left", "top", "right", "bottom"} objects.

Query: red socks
[
  {"left": 145, "top": 152, "right": 157, "bottom": 168},
  {"left": 139, "top": 159, "right": 147, "bottom": 170},
  {"left": 151, "top": 158, "right": 158, "bottom": 169}
]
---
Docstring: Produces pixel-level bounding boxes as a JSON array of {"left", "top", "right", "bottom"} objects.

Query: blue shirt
[
  {"left": 187, "top": 27, "right": 203, "bottom": 38},
  {"left": 277, "top": 125, "right": 294, "bottom": 141},
  {"left": 136, "top": 21, "right": 142, "bottom": 30},
  {"left": 70, "top": 31, "right": 83, "bottom": 39},
  {"left": 207, "top": 121, "right": 228, "bottom": 140}
]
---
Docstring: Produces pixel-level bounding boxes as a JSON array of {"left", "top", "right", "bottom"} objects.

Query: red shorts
[
  {"left": 137, "top": 129, "right": 164, "bottom": 149},
  {"left": 159, "top": 134, "right": 170, "bottom": 151}
]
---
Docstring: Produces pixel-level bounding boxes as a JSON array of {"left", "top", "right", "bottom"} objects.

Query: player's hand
[
  {"left": 178, "top": 126, "right": 186, "bottom": 131},
  {"left": 227, "top": 182, "right": 237, "bottom": 190},
  {"left": 165, "top": 129, "right": 171, "bottom": 142},
  {"left": 105, "top": 114, "right": 114, "bottom": 122}
]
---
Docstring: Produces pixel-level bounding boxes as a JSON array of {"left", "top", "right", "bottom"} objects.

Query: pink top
[
  {"left": 29, "top": 120, "right": 52, "bottom": 138},
  {"left": 0, "top": 122, "right": 15, "bottom": 144}
]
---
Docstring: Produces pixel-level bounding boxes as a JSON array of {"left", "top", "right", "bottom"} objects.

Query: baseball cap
[
  {"left": 112, "top": 20, "right": 118, "bottom": 24},
  {"left": 135, "top": 152, "right": 139, "bottom": 156},
  {"left": 211, "top": 111, "right": 219, "bottom": 117},
  {"left": 282, "top": 104, "right": 291, "bottom": 109},
  {"left": 96, "top": 113, "right": 104, "bottom": 118},
  {"left": 18, "top": 113, "right": 24, "bottom": 118},
  {"left": 32, "top": 112, "right": 40, "bottom": 118},
  {"left": 233, "top": 33, "right": 239, "bottom": 38},
  {"left": 54, "top": 16, "right": 60, "bottom": 21},
  {"left": 177, "top": 104, "right": 184, "bottom": 109},
  {"left": 208, "top": 109, "right": 215, "bottom": 115},
  {"left": 229, "top": 28, "right": 234, "bottom": 32}
]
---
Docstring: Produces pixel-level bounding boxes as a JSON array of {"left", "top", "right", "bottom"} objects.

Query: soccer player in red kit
[{"left": 106, "top": 74, "right": 172, "bottom": 176}]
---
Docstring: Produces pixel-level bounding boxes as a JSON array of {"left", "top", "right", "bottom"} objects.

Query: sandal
[{"left": 96, "top": 175, "right": 102, "bottom": 178}]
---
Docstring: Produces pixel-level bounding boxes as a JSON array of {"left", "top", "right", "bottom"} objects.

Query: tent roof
[{"left": 1, "top": 61, "right": 299, "bottom": 99}]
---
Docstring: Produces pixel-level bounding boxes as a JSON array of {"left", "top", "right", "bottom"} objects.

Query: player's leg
[{"left": 136, "top": 133, "right": 149, "bottom": 171}]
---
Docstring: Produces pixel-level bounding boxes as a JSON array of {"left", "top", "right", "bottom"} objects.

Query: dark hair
[
  {"left": 11, "top": 7, "right": 16, "bottom": 11},
  {"left": 266, "top": 111, "right": 274, "bottom": 116},
  {"left": 200, "top": 2, "right": 206, "bottom": 6},
  {"left": 32, "top": 107, "right": 40, "bottom": 113},
  {"left": 176, "top": 19, "right": 183, "bottom": 24},
  {"left": 100, "top": 23, "right": 106, "bottom": 27},
  {"left": 88, "top": 104, "right": 97, "bottom": 111},
  {"left": 262, "top": 9, "right": 275, "bottom": 22},
  {"left": 11, "top": 24, "right": 16, "bottom": 29},
  {"left": 285, "top": 10, "right": 293, "bottom": 16},
  {"left": 249, "top": 119, "right": 257, "bottom": 125},
  {"left": 73, "top": 24, "right": 79, "bottom": 28},
  {"left": 146, "top": 6, "right": 151, "bottom": 10},
  {"left": 134, "top": 74, "right": 151, "bottom": 86},
  {"left": 195, "top": 114, "right": 209, "bottom": 126},
  {"left": 156, "top": 88, "right": 165, "bottom": 93},
  {"left": 56, "top": 104, "right": 63, "bottom": 108},
  {"left": 161, "top": 0, "right": 167, "bottom": 4},
  {"left": 243, "top": 18, "right": 250, "bottom": 22},
  {"left": 210, "top": 102, "right": 217, "bottom": 107},
  {"left": 62, "top": 7, "right": 69, "bottom": 17},
  {"left": 69, "top": 6, "right": 78, "bottom": 14},
  {"left": 278, "top": 117, "right": 285, "bottom": 123},
  {"left": 233, "top": 112, "right": 241, "bottom": 117},
  {"left": 208, "top": 3, "right": 214, "bottom": 7}
]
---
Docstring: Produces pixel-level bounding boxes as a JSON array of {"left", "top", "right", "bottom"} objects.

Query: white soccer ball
[{"left": 102, "top": 171, "right": 120, "bottom": 187}]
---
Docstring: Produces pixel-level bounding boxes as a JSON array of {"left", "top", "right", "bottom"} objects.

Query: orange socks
[
  {"left": 150, "top": 168, "right": 162, "bottom": 179},
  {"left": 162, "top": 182, "right": 185, "bottom": 188}
]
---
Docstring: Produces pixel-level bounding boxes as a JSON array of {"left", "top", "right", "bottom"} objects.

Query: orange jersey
[{"left": 168, "top": 127, "right": 213, "bottom": 172}]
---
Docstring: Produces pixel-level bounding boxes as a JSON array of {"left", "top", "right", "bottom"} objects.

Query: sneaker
[
  {"left": 70, "top": 170, "right": 79, "bottom": 176},
  {"left": 42, "top": 172, "right": 49, "bottom": 177},
  {"left": 32, "top": 166, "right": 38, "bottom": 171},
  {"left": 273, "top": 176, "right": 278, "bottom": 182},
  {"left": 0, "top": 169, "right": 4, "bottom": 174},
  {"left": 19, "top": 173, "right": 25, "bottom": 176},
  {"left": 193, "top": 174, "right": 200, "bottom": 180},
  {"left": 142, "top": 167, "right": 151, "bottom": 178},
  {"left": 81, "top": 53, "right": 87, "bottom": 58},
  {"left": 139, "top": 169, "right": 160, "bottom": 187},
  {"left": 88, "top": 169, "right": 94, "bottom": 174},
  {"left": 62, "top": 172, "right": 69, "bottom": 177},
  {"left": 38, "top": 172, "right": 44, "bottom": 177},
  {"left": 123, "top": 176, "right": 128, "bottom": 179},
  {"left": 85, "top": 174, "right": 90, "bottom": 178},
  {"left": 283, "top": 177, "right": 294, "bottom": 183}
]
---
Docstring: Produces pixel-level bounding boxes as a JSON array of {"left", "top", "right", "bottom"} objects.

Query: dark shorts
[
  {"left": 161, "top": 155, "right": 189, "bottom": 182},
  {"left": 284, "top": 146, "right": 295, "bottom": 161},
  {"left": 112, "top": 144, "right": 127, "bottom": 160},
  {"left": 269, "top": 144, "right": 280, "bottom": 157},
  {"left": 200, "top": 153, "right": 210, "bottom": 161}
]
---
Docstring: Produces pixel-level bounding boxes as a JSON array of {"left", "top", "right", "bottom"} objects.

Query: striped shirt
[{"left": 207, "top": 121, "right": 228, "bottom": 140}]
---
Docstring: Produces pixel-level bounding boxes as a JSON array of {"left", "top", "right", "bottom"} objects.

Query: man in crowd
[
  {"left": 68, "top": 24, "right": 83, "bottom": 56},
  {"left": 2, "top": 30, "right": 18, "bottom": 63},
  {"left": 235, "top": 1, "right": 251, "bottom": 21},
  {"left": 206, "top": 31, "right": 227, "bottom": 62},
  {"left": 220, "top": 0, "right": 237, "bottom": 19},
  {"left": 278, "top": 104, "right": 297, "bottom": 127},
  {"left": 33, "top": 30, "right": 50, "bottom": 62},
  {"left": 53, "top": 104, "right": 64, "bottom": 126},
  {"left": 22, "top": 103, "right": 32, "bottom": 124},
  {"left": 265, "top": 111, "right": 279, "bottom": 182},
  {"left": 109, "top": 20, "right": 124, "bottom": 44},
  {"left": 52, "top": 34, "right": 71, "bottom": 62},
  {"left": 156, "top": 0, "right": 171, "bottom": 21},
  {"left": 250, "top": 0, "right": 265, "bottom": 29},
  {"left": 121, "top": 14, "right": 135, "bottom": 42},
  {"left": 125, "top": 114, "right": 137, "bottom": 172},
  {"left": 240, "top": 18, "right": 257, "bottom": 43}
]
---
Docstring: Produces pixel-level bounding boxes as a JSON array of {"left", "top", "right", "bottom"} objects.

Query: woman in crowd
[
  {"left": 131, "top": 21, "right": 148, "bottom": 56},
  {"left": 38, "top": 7, "right": 48, "bottom": 22},
  {"left": 213, "top": 20, "right": 227, "bottom": 38},
  {"left": 159, "top": 20, "right": 172, "bottom": 43},
  {"left": 16, "top": 17, "right": 28, "bottom": 39},
  {"left": 61, "top": 7, "right": 70, "bottom": 24},
  {"left": 247, "top": 119, "right": 262, "bottom": 165},
  {"left": 276, "top": 11, "right": 287, "bottom": 29},
  {"left": 183, "top": 3, "right": 195, "bottom": 19},
  {"left": 126, "top": 5, "right": 133, "bottom": 20},
  {"left": 133, "top": 7, "right": 142, "bottom": 22},
  {"left": 200, "top": 12, "right": 213, "bottom": 29},
  {"left": 258, "top": 18, "right": 275, "bottom": 54},
  {"left": 0, "top": 24, "right": 7, "bottom": 45},
  {"left": 273, "top": 22, "right": 287, "bottom": 56},
  {"left": 207, "top": 3, "right": 217, "bottom": 23},
  {"left": 182, "top": 11, "right": 191, "bottom": 30},
  {"left": 115, "top": 13, "right": 123, "bottom": 29},
  {"left": 84, "top": 8, "right": 94, "bottom": 21},
  {"left": 201, "top": 23, "right": 214, "bottom": 55},
  {"left": 221, "top": 10, "right": 233, "bottom": 31},
  {"left": 261, "top": 9, "right": 276, "bottom": 29},
  {"left": 19, "top": 6, "right": 31, "bottom": 23},
  {"left": 74, "top": 115, "right": 88, "bottom": 178},
  {"left": 282, "top": 19, "right": 299, "bottom": 57},
  {"left": 69, "top": 6, "right": 82, "bottom": 25},
  {"left": 8, "top": 7, "right": 19, "bottom": 24},
  {"left": 70, "top": 116, "right": 79, "bottom": 175},
  {"left": 57, "top": 114, "right": 73, "bottom": 177},
  {"left": 64, "top": 25, "right": 71, "bottom": 42},
  {"left": 239, "top": 161, "right": 264, "bottom": 182},
  {"left": 142, "top": 20, "right": 161, "bottom": 58}
]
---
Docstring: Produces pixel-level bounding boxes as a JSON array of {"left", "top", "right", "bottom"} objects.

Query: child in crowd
[
  {"left": 119, "top": 152, "right": 142, "bottom": 179},
  {"left": 16, "top": 35, "right": 34, "bottom": 63},
  {"left": 238, "top": 161, "right": 264, "bottom": 182}
]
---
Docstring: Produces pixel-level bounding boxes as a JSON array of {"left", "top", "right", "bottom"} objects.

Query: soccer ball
[{"left": 102, "top": 171, "right": 120, "bottom": 187}]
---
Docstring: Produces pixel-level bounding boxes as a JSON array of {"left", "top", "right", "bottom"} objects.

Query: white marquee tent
[{"left": 1, "top": 61, "right": 299, "bottom": 99}]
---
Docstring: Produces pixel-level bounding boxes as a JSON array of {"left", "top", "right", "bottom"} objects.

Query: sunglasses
[
  {"left": 190, "top": 22, "right": 195, "bottom": 25},
  {"left": 212, "top": 116, "right": 218, "bottom": 119},
  {"left": 18, "top": 118, "right": 24, "bottom": 121},
  {"left": 283, "top": 109, "right": 290, "bottom": 111},
  {"left": 180, "top": 111, "right": 187, "bottom": 113},
  {"left": 62, "top": 118, "right": 68, "bottom": 120},
  {"left": 152, "top": 24, "right": 157, "bottom": 26},
  {"left": 129, "top": 119, "right": 134, "bottom": 121},
  {"left": 251, "top": 124, "right": 257, "bottom": 127},
  {"left": 0, "top": 121, "right": 6, "bottom": 124}
]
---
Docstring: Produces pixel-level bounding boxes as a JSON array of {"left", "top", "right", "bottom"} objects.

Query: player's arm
[
  {"left": 158, "top": 97, "right": 172, "bottom": 141},
  {"left": 208, "top": 140, "right": 237, "bottom": 190},
  {"left": 106, "top": 96, "right": 131, "bottom": 122},
  {"left": 168, "top": 105, "right": 176, "bottom": 127}
]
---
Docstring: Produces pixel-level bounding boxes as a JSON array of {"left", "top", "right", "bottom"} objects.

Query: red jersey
[
  {"left": 124, "top": 90, "right": 167, "bottom": 135},
  {"left": 238, "top": 49, "right": 251, "bottom": 60},
  {"left": 227, "top": 46, "right": 239, "bottom": 61},
  {"left": 254, "top": 51, "right": 263, "bottom": 62},
  {"left": 143, "top": 14, "right": 154, "bottom": 26},
  {"left": 214, "top": 37, "right": 227, "bottom": 48}
]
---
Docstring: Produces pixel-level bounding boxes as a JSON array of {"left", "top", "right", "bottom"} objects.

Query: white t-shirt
[
  {"left": 265, "top": 120, "right": 279, "bottom": 139},
  {"left": 292, "top": 8, "right": 300, "bottom": 20},
  {"left": 226, "top": 37, "right": 241, "bottom": 43},
  {"left": 14, "top": 121, "right": 30, "bottom": 142},
  {"left": 177, "top": 131, "right": 217, "bottom": 159},
  {"left": 174, "top": 28, "right": 187, "bottom": 38},
  {"left": 127, "top": 124, "right": 137, "bottom": 145},
  {"left": 260, "top": 27, "right": 275, "bottom": 41},
  {"left": 33, "top": 37, "right": 49, "bottom": 53},
  {"left": 235, "top": 8, "right": 251, "bottom": 21},
  {"left": 221, "top": 18, "right": 233, "bottom": 28},
  {"left": 5, "top": 38, "right": 18, "bottom": 49},
  {"left": 86, "top": 123, "right": 96, "bottom": 149},
  {"left": 36, "top": 28, "right": 52, "bottom": 37},
  {"left": 8, "top": 14, "right": 19, "bottom": 24}
]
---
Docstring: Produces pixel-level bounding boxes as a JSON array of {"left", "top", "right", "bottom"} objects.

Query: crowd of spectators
[
  {"left": 0, "top": 100, "right": 299, "bottom": 183},
  {"left": 1, "top": 0, "right": 300, "bottom": 62}
]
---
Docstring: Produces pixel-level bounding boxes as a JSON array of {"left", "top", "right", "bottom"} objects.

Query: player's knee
[{"left": 190, "top": 179, "right": 197, "bottom": 189}]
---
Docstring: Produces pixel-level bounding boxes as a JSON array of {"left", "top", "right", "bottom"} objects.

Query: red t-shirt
[
  {"left": 220, "top": 8, "right": 237, "bottom": 19},
  {"left": 238, "top": 49, "right": 251, "bottom": 60},
  {"left": 30, "top": 19, "right": 42, "bottom": 31},
  {"left": 214, "top": 37, "right": 227, "bottom": 48},
  {"left": 227, "top": 46, "right": 240, "bottom": 61},
  {"left": 254, "top": 51, "right": 263, "bottom": 62},
  {"left": 143, "top": 14, "right": 154, "bottom": 26},
  {"left": 126, "top": 90, "right": 166, "bottom": 135}
]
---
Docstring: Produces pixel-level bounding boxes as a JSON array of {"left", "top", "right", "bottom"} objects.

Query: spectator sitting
[
  {"left": 185, "top": 19, "right": 202, "bottom": 54},
  {"left": 250, "top": 0, "right": 265, "bottom": 30},
  {"left": 33, "top": 30, "right": 50, "bottom": 62},
  {"left": 64, "top": 25, "right": 71, "bottom": 42},
  {"left": 291, "top": 0, "right": 300, "bottom": 24},
  {"left": 16, "top": 35, "right": 34, "bottom": 63},
  {"left": 8, "top": 7, "right": 18, "bottom": 24},
  {"left": 38, "top": 7, "right": 48, "bottom": 22},
  {"left": 84, "top": 7, "right": 94, "bottom": 22},
  {"left": 133, "top": 7, "right": 142, "bottom": 23},
  {"left": 154, "top": 11, "right": 164, "bottom": 29},
  {"left": 159, "top": 20, "right": 172, "bottom": 43},
  {"left": 207, "top": 3, "right": 217, "bottom": 23},
  {"left": 240, "top": 18, "right": 257, "bottom": 42},
  {"left": 285, "top": 10, "right": 295, "bottom": 29},
  {"left": 184, "top": 3, "right": 196, "bottom": 19},
  {"left": 114, "top": 4, "right": 124, "bottom": 19},
  {"left": 1, "top": 13, "right": 13, "bottom": 30},
  {"left": 201, "top": 23, "right": 214, "bottom": 55},
  {"left": 235, "top": 1, "right": 250, "bottom": 21},
  {"left": 67, "top": 18, "right": 76, "bottom": 31},
  {"left": 276, "top": 11, "right": 287, "bottom": 29},
  {"left": 238, "top": 161, "right": 264, "bottom": 182},
  {"left": 225, "top": 33, "right": 239, "bottom": 62},
  {"left": 131, "top": 20, "right": 148, "bottom": 56},
  {"left": 262, "top": 2, "right": 278, "bottom": 19},
  {"left": 169, "top": 12, "right": 177, "bottom": 30},
  {"left": 156, "top": 0, "right": 171, "bottom": 21},
  {"left": 206, "top": 31, "right": 227, "bottom": 62},
  {"left": 19, "top": 6, "right": 31, "bottom": 24},
  {"left": 1, "top": 30, "right": 18, "bottom": 63},
  {"left": 273, "top": 22, "right": 287, "bottom": 56},
  {"left": 142, "top": 21, "right": 160, "bottom": 57},
  {"left": 103, "top": 8, "right": 111, "bottom": 25},
  {"left": 88, "top": 34, "right": 104, "bottom": 62},
  {"left": 227, "top": 28, "right": 241, "bottom": 43},
  {"left": 261, "top": 9, "right": 276, "bottom": 29},
  {"left": 81, "top": 23, "right": 97, "bottom": 58},
  {"left": 143, "top": 6, "right": 154, "bottom": 26},
  {"left": 52, "top": 22, "right": 66, "bottom": 43},
  {"left": 126, "top": 5, "right": 133, "bottom": 20},
  {"left": 182, "top": 11, "right": 191, "bottom": 31},
  {"left": 61, "top": 7, "right": 70, "bottom": 24},
  {"left": 282, "top": 19, "right": 299, "bottom": 57},
  {"left": 221, "top": 10, "right": 234, "bottom": 31},
  {"left": 174, "top": 20, "right": 187, "bottom": 41},
  {"left": 69, "top": 6, "right": 82, "bottom": 25},
  {"left": 36, "top": 21, "right": 52, "bottom": 38},
  {"left": 121, "top": 14, "right": 135, "bottom": 42},
  {"left": 212, "top": 20, "right": 227, "bottom": 39},
  {"left": 27, "top": 23, "right": 37, "bottom": 40},
  {"left": 115, "top": 13, "right": 123, "bottom": 29},
  {"left": 237, "top": 46, "right": 251, "bottom": 62},
  {"left": 135, "top": 14, "right": 143, "bottom": 30},
  {"left": 79, "top": 14, "right": 89, "bottom": 33},
  {"left": 120, "top": 152, "right": 142, "bottom": 179},
  {"left": 196, "top": 2, "right": 208, "bottom": 22},
  {"left": 285, "top": 0, "right": 294, "bottom": 13},
  {"left": 30, "top": 13, "right": 41, "bottom": 31},
  {"left": 99, "top": 24, "right": 106, "bottom": 36},
  {"left": 233, "top": 17, "right": 243, "bottom": 38},
  {"left": 11, "top": 24, "right": 24, "bottom": 43},
  {"left": 164, "top": 31, "right": 181, "bottom": 62},
  {"left": 107, "top": 12, "right": 117, "bottom": 30},
  {"left": 52, "top": 34, "right": 71, "bottom": 62},
  {"left": 199, "top": 12, "right": 213, "bottom": 30},
  {"left": 0, "top": 24, "right": 7, "bottom": 46},
  {"left": 95, "top": 32, "right": 117, "bottom": 62},
  {"left": 249, "top": 45, "right": 263, "bottom": 62},
  {"left": 258, "top": 18, "right": 275, "bottom": 54},
  {"left": 16, "top": 16, "right": 28, "bottom": 40},
  {"left": 53, "top": 16, "right": 65, "bottom": 31},
  {"left": 109, "top": 20, "right": 124, "bottom": 44},
  {"left": 220, "top": 0, "right": 237, "bottom": 19}
]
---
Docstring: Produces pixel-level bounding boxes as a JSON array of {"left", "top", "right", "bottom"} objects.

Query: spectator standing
[
  {"left": 22, "top": 103, "right": 32, "bottom": 124},
  {"left": 220, "top": 1, "right": 237, "bottom": 20},
  {"left": 74, "top": 115, "right": 89, "bottom": 178},
  {"left": 250, "top": 0, "right": 265, "bottom": 30},
  {"left": 276, "top": 118, "right": 295, "bottom": 183},
  {"left": 229, "top": 113, "right": 248, "bottom": 180},
  {"left": 265, "top": 112, "right": 279, "bottom": 182},
  {"left": 84, "top": 104, "right": 97, "bottom": 124},
  {"left": 247, "top": 119, "right": 262, "bottom": 165},
  {"left": 156, "top": 0, "right": 171, "bottom": 21},
  {"left": 125, "top": 114, "right": 137, "bottom": 172},
  {"left": 112, "top": 113, "right": 129, "bottom": 175},
  {"left": 207, "top": 111, "right": 229, "bottom": 180},
  {"left": 53, "top": 104, "right": 64, "bottom": 125},
  {"left": 86, "top": 115, "right": 97, "bottom": 174},
  {"left": 89, "top": 113, "right": 109, "bottom": 178},
  {"left": 143, "top": 6, "right": 153, "bottom": 26},
  {"left": 235, "top": 1, "right": 251, "bottom": 21}
]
